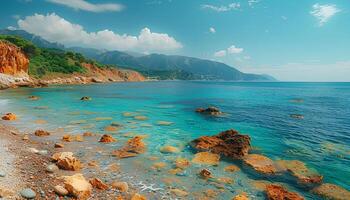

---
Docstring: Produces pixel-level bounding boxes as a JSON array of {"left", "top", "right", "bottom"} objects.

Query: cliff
[{"left": 0, "top": 40, "right": 29, "bottom": 76}]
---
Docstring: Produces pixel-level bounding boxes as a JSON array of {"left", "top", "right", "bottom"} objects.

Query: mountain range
[{"left": 0, "top": 29, "right": 275, "bottom": 81}]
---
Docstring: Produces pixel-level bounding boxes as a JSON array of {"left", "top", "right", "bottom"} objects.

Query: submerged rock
[
  {"left": 243, "top": 154, "right": 277, "bottom": 174},
  {"left": 62, "top": 134, "right": 75, "bottom": 142},
  {"left": 196, "top": 106, "right": 222, "bottom": 116},
  {"left": 170, "top": 188, "right": 188, "bottom": 197},
  {"left": 192, "top": 152, "right": 220, "bottom": 165},
  {"left": 34, "top": 129, "right": 50, "bottom": 137},
  {"left": 224, "top": 165, "right": 240, "bottom": 173},
  {"left": 104, "top": 125, "right": 119, "bottom": 132},
  {"left": 156, "top": 121, "right": 174, "bottom": 126},
  {"left": 160, "top": 145, "right": 179, "bottom": 153},
  {"left": 112, "top": 136, "right": 146, "bottom": 158},
  {"left": 290, "top": 114, "right": 304, "bottom": 119},
  {"left": 134, "top": 115, "right": 148, "bottom": 121},
  {"left": 89, "top": 178, "right": 109, "bottom": 190},
  {"left": 99, "top": 134, "right": 117, "bottom": 143},
  {"left": 266, "top": 184, "right": 304, "bottom": 200},
  {"left": 312, "top": 183, "right": 350, "bottom": 200},
  {"left": 190, "top": 129, "right": 251, "bottom": 159},
  {"left": 175, "top": 157, "right": 191, "bottom": 169},
  {"left": 28, "top": 96, "right": 39, "bottom": 100},
  {"left": 151, "top": 162, "right": 167, "bottom": 171},
  {"left": 64, "top": 174, "right": 92, "bottom": 200},
  {"left": 1, "top": 113, "right": 17, "bottom": 120},
  {"left": 54, "top": 143, "right": 64, "bottom": 148}
]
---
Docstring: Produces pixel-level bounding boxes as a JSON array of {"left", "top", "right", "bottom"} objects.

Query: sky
[{"left": 0, "top": 0, "right": 349, "bottom": 81}]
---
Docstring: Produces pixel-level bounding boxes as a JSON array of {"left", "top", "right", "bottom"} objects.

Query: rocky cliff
[{"left": 0, "top": 40, "right": 29, "bottom": 76}]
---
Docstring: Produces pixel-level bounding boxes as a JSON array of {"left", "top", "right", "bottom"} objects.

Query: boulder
[
  {"left": 266, "top": 184, "right": 304, "bottom": 200},
  {"left": 1, "top": 113, "right": 16, "bottom": 120},
  {"left": 54, "top": 143, "right": 64, "bottom": 148},
  {"left": 160, "top": 145, "right": 179, "bottom": 153},
  {"left": 190, "top": 129, "right": 251, "bottom": 159},
  {"left": 99, "top": 134, "right": 117, "bottom": 143},
  {"left": 34, "top": 129, "right": 50, "bottom": 137},
  {"left": 19, "top": 188, "right": 36, "bottom": 199},
  {"left": 83, "top": 132, "right": 93, "bottom": 137},
  {"left": 111, "top": 181, "right": 128, "bottom": 192},
  {"left": 243, "top": 154, "right": 277, "bottom": 174},
  {"left": 196, "top": 106, "right": 222, "bottom": 116},
  {"left": 89, "top": 178, "right": 108, "bottom": 190},
  {"left": 192, "top": 152, "right": 220, "bottom": 165},
  {"left": 312, "top": 183, "right": 350, "bottom": 200},
  {"left": 112, "top": 136, "right": 146, "bottom": 158},
  {"left": 63, "top": 174, "right": 92, "bottom": 200},
  {"left": 62, "top": 134, "right": 75, "bottom": 142},
  {"left": 290, "top": 114, "right": 304, "bottom": 119},
  {"left": 52, "top": 152, "right": 81, "bottom": 171}
]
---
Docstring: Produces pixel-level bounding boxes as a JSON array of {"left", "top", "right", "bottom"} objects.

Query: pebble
[
  {"left": 28, "top": 148, "right": 39, "bottom": 154},
  {"left": 53, "top": 185, "right": 68, "bottom": 196},
  {"left": 0, "top": 171, "right": 5, "bottom": 177},
  {"left": 46, "top": 164, "right": 59, "bottom": 173},
  {"left": 20, "top": 188, "right": 36, "bottom": 199},
  {"left": 37, "top": 150, "right": 48, "bottom": 155}
]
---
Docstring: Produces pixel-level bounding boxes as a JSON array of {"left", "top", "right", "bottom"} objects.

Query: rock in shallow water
[
  {"left": 243, "top": 154, "right": 277, "bottom": 174},
  {"left": 312, "top": 183, "right": 350, "bottom": 200},
  {"left": 266, "top": 184, "right": 304, "bottom": 200},
  {"left": 20, "top": 188, "right": 36, "bottom": 199},
  {"left": 192, "top": 152, "right": 220, "bottom": 165}
]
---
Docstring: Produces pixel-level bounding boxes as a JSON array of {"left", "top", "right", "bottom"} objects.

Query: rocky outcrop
[
  {"left": 196, "top": 106, "right": 222, "bottom": 116},
  {"left": 312, "top": 183, "right": 350, "bottom": 200},
  {"left": 266, "top": 185, "right": 304, "bottom": 200},
  {"left": 0, "top": 41, "right": 29, "bottom": 76},
  {"left": 190, "top": 129, "right": 251, "bottom": 159}
]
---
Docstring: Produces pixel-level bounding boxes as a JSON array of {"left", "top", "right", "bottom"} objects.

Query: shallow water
[{"left": 1, "top": 81, "right": 349, "bottom": 199}]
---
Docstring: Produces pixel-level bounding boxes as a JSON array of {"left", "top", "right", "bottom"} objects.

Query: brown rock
[
  {"left": 28, "top": 96, "right": 39, "bottom": 100},
  {"left": 64, "top": 174, "right": 92, "bottom": 200},
  {"left": 111, "top": 182, "right": 128, "bottom": 192},
  {"left": 151, "top": 162, "right": 167, "bottom": 170},
  {"left": 312, "top": 183, "right": 350, "bottom": 200},
  {"left": 175, "top": 157, "right": 191, "bottom": 169},
  {"left": 266, "top": 184, "right": 304, "bottom": 200},
  {"left": 75, "top": 135, "right": 84, "bottom": 142},
  {"left": 170, "top": 188, "right": 188, "bottom": 197},
  {"left": 199, "top": 169, "right": 213, "bottom": 179},
  {"left": 131, "top": 193, "right": 147, "bottom": 200},
  {"left": 224, "top": 165, "right": 240, "bottom": 173},
  {"left": 232, "top": 193, "right": 249, "bottom": 200},
  {"left": 89, "top": 178, "right": 108, "bottom": 190},
  {"left": 112, "top": 136, "right": 146, "bottom": 158},
  {"left": 0, "top": 40, "right": 29, "bottom": 75},
  {"left": 99, "top": 134, "right": 117, "bottom": 143},
  {"left": 196, "top": 106, "right": 222, "bottom": 115},
  {"left": 190, "top": 129, "right": 251, "bottom": 159},
  {"left": 160, "top": 145, "right": 179, "bottom": 153},
  {"left": 80, "top": 96, "right": 91, "bottom": 101},
  {"left": 243, "top": 154, "right": 277, "bottom": 174},
  {"left": 192, "top": 152, "right": 220, "bottom": 165},
  {"left": 1, "top": 113, "right": 17, "bottom": 120},
  {"left": 52, "top": 152, "right": 81, "bottom": 171},
  {"left": 62, "top": 134, "right": 74, "bottom": 142},
  {"left": 34, "top": 129, "right": 50, "bottom": 137},
  {"left": 104, "top": 125, "right": 118, "bottom": 132},
  {"left": 133, "top": 115, "right": 148, "bottom": 121},
  {"left": 54, "top": 185, "right": 68, "bottom": 196},
  {"left": 168, "top": 168, "right": 183, "bottom": 175},
  {"left": 216, "top": 177, "right": 234, "bottom": 184},
  {"left": 83, "top": 132, "right": 93, "bottom": 137},
  {"left": 54, "top": 143, "right": 64, "bottom": 148}
]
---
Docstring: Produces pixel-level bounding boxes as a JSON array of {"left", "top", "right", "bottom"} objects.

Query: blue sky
[{"left": 1, "top": 0, "right": 350, "bottom": 81}]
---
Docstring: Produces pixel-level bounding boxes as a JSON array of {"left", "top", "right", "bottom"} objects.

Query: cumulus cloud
[
  {"left": 214, "top": 44, "right": 243, "bottom": 57},
  {"left": 310, "top": 4, "right": 340, "bottom": 26},
  {"left": 17, "top": 13, "right": 182, "bottom": 52},
  {"left": 201, "top": 3, "right": 240, "bottom": 12},
  {"left": 209, "top": 27, "right": 216, "bottom": 33},
  {"left": 47, "top": 0, "right": 124, "bottom": 12}
]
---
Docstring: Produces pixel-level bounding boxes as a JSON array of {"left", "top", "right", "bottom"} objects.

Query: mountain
[{"left": 1, "top": 29, "right": 275, "bottom": 81}]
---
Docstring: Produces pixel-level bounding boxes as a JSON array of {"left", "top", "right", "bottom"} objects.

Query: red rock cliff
[{"left": 0, "top": 40, "right": 29, "bottom": 76}]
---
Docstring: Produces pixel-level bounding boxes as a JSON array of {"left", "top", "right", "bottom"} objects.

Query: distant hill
[{"left": 1, "top": 29, "right": 276, "bottom": 81}]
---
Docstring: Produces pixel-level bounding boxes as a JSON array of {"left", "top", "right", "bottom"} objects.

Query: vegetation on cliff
[{"left": 0, "top": 35, "right": 111, "bottom": 78}]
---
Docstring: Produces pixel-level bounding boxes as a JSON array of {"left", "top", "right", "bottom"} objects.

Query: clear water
[{"left": 1, "top": 81, "right": 349, "bottom": 199}]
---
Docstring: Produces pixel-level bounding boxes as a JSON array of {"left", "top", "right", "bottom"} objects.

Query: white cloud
[
  {"left": 47, "top": 0, "right": 124, "bottom": 12},
  {"left": 214, "top": 50, "right": 226, "bottom": 57},
  {"left": 7, "top": 26, "right": 17, "bottom": 31},
  {"left": 209, "top": 27, "right": 216, "bottom": 33},
  {"left": 17, "top": 13, "right": 182, "bottom": 52},
  {"left": 201, "top": 3, "right": 240, "bottom": 12},
  {"left": 214, "top": 44, "right": 243, "bottom": 57},
  {"left": 310, "top": 4, "right": 340, "bottom": 26}
]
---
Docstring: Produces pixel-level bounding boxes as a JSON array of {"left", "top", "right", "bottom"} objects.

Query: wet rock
[
  {"left": 112, "top": 136, "right": 146, "bottom": 158},
  {"left": 34, "top": 119, "right": 47, "bottom": 124},
  {"left": 199, "top": 169, "right": 213, "bottom": 179},
  {"left": 62, "top": 134, "right": 75, "bottom": 142},
  {"left": 99, "top": 134, "right": 117, "bottom": 143},
  {"left": 80, "top": 96, "right": 91, "bottom": 101},
  {"left": 89, "top": 178, "right": 109, "bottom": 190},
  {"left": 54, "top": 185, "right": 68, "bottom": 196},
  {"left": 266, "top": 184, "right": 304, "bottom": 200},
  {"left": 224, "top": 165, "right": 240, "bottom": 173},
  {"left": 2, "top": 113, "right": 17, "bottom": 120},
  {"left": 232, "top": 193, "right": 249, "bottom": 200},
  {"left": 243, "top": 154, "right": 277, "bottom": 174},
  {"left": 196, "top": 106, "right": 222, "bottom": 116},
  {"left": 75, "top": 135, "right": 84, "bottom": 142},
  {"left": 111, "top": 181, "right": 128, "bottom": 192},
  {"left": 83, "top": 132, "right": 93, "bottom": 137},
  {"left": 170, "top": 188, "right": 188, "bottom": 197},
  {"left": 175, "top": 157, "right": 191, "bottom": 169},
  {"left": 216, "top": 177, "right": 234, "bottom": 184},
  {"left": 52, "top": 152, "right": 81, "bottom": 171},
  {"left": 104, "top": 125, "right": 118, "bottom": 132},
  {"left": 131, "top": 193, "right": 147, "bottom": 200},
  {"left": 192, "top": 152, "right": 220, "bottom": 165},
  {"left": 290, "top": 114, "right": 304, "bottom": 119},
  {"left": 46, "top": 164, "right": 59, "bottom": 173},
  {"left": 20, "top": 188, "right": 36, "bottom": 199},
  {"left": 34, "top": 129, "right": 50, "bottom": 136},
  {"left": 134, "top": 115, "right": 148, "bottom": 120},
  {"left": 54, "top": 143, "right": 64, "bottom": 148},
  {"left": 168, "top": 168, "right": 184, "bottom": 175},
  {"left": 28, "top": 96, "right": 39, "bottom": 100},
  {"left": 160, "top": 145, "right": 179, "bottom": 153},
  {"left": 63, "top": 174, "right": 92, "bottom": 200},
  {"left": 312, "top": 183, "right": 350, "bottom": 200},
  {"left": 151, "top": 162, "right": 167, "bottom": 170},
  {"left": 275, "top": 160, "right": 323, "bottom": 184},
  {"left": 190, "top": 129, "right": 251, "bottom": 159}
]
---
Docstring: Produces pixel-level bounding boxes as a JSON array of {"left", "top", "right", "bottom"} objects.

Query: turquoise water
[{"left": 1, "top": 81, "right": 349, "bottom": 199}]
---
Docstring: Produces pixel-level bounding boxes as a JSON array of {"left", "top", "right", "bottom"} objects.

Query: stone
[
  {"left": 0, "top": 171, "right": 5, "bottom": 177},
  {"left": 266, "top": 185, "right": 304, "bottom": 200},
  {"left": 52, "top": 152, "right": 74, "bottom": 161},
  {"left": 216, "top": 177, "right": 234, "bottom": 184},
  {"left": 170, "top": 188, "right": 188, "bottom": 197},
  {"left": 190, "top": 129, "right": 251, "bottom": 159},
  {"left": 62, "top": 134, "right": 74, "bottom": 142},
  {"left": 175, "top": 157, "right": 191, "bottom": 169},
  {"left": 243, "top": 154, "right": 277, "bottom": 174},
  {"left": 83, "top": 132, "right": 93, "bottom": 137},
  {"left": 134, "top": 115, "right": 148, "bottom": 120},
  {"left": 28, "top": 147, "right": 39, "bottom": 153},
  {"left": 199, "top": 169, "right": 212, "bottom": 179},
  {"left": 2, "top": 113, "right": 17, "bottom": 120},
  {"left": 89, "top": 178, "right": 108, "bottom": 190},
  {"left": 34, "top": 129, "right": 50, "bottom": 136},
  {"left": 275, "top": 160, "right": 323, "bottom": 184},
  {"left": 52, "top": 152, "right": 81, "bottom": 171},
  {"left": 80, "top": 96, "right": 91, "bottom": 101},
  {"left": 46, "top": 164, "right": 59, "bottom": 173},
  {"left": 131, "top": 193, "right": 147, "bottom": 200},
  {"left": 99, "top": 134, "right": 117, "bottom": 143},
  {"left": 20, "top": 188, "right": 36, "bottom": 199},
  {"left": 0, "top": 187, "right": 14, "bottom": 198},
  {"left": 28, "top": 96, "right": 39, "bottom": 100},
  {"left": 195, "top": 106, "right": 222, "bottom": 115},
  {"left": 151, "top": 162, "right": 167, "bottom": 170},
  {"left": 192, "top": 152, "right": 220, "bottom": 165},
  {"left": 312, "top": 183, "right": 350, "bottom": 200},
  {"left": 54, "top": 185, "right": 68, "bottom": 196},
  {"left": 156, "top": 121, "right": 173, "bottom": 126},
  {"left": 104, "top": 125, "right": 118, "bottom": 132},
  {"left": 22, "top": 135, "right": 29, "bottom": 140},
  {"left": 224, "top": 165, "right": 240, "bottom": 173},
  {"left": 168, "top": 168, "right": 184, "bottom": 175},
  {"left": 64, "top": 174, "right": 92, "bottom": 200},
  {"left": 54, "top": 143, "right": 64, "bottom": 148},
  {"left": 232, "top": 193, "right": 249, "bottom": 200},
  {"left": 160, "top": 145, "right": 179, "bottom": 153},
  {"left": 112, "top": 136, "right": 146, "bottom": 158},
  {"left": 75, "top": 135, "right": 84, "bottom": 142},
  {"left": 111, "top": 181, "right": 128, "bottom": 192}
]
